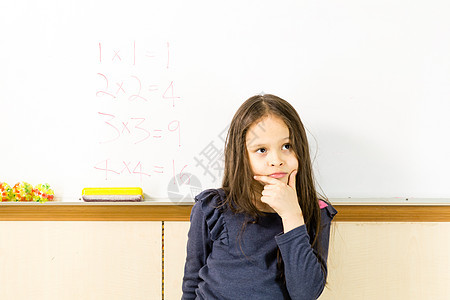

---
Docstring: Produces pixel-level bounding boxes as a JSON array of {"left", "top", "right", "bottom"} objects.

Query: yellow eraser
[{"left": 82, "top": 187, "right": 143, "bottom": 196}]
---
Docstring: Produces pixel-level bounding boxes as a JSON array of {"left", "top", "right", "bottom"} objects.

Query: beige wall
[
  {"left": 323, "top": 222, "right": 450, "bottom": 299},
  {"left": 0, "top": 222, "right": 162, "bottom": 300},
  {"left": 165, "top": 222, "right": 450, "bottom": 300},
  {"left": 1, "top": 221, "right": 449, "bottom": 299}
]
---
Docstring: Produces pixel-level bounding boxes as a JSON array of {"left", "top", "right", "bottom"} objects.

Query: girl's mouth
[{"left": 268, "top": 173, "right": 287, "bottom": 179}]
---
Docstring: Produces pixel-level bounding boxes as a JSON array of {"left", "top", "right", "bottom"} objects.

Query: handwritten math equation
[
  {"left": 96, "top": 74, "right": 180, "bottom": 107},
  {"left": 99, "top": 41, "right": 171, "bottom": 68},
  {"left": 96, "top": 41, "right": 180, "bottom": 107},
  {"left": 97, "top": 113, "right": 181, "bottom": 146},
  {"left": 93, "top": 40, "right": 188, "bottom": 184},
  {"left": 94, "top": 159, "right": 189, "bottom": 184}
]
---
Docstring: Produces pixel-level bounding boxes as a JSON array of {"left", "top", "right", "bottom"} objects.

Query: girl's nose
[
  {"left": 270, "top": 155, "right": 284, "bottom": 166},
  {"left": 269, "top": 151, "right": 284, "bottom": 166}
]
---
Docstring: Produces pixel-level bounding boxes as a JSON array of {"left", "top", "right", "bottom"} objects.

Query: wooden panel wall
[
  {"left": 165, "top": 222, "right": 450, "bottom": 300},
  {"left": 1, "top": 205, "right": 449, "bottom": 299},
  {"left": 0, "top": 222, "right": 162, "bottom": 300}
]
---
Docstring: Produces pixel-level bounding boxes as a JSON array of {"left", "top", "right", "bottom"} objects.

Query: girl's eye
[
  {"left": 256, "top": 148, "right": 266, "bottom": 154},
  {"left": 282, "top": 143, "right": 291, "bottom": 150}
]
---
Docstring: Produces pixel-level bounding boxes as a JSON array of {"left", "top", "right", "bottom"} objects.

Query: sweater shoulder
[
  {"left": 318, "top": 199, "right": 338, "bottom": 224},
  {"left": 194, "top": 188, "right": 229, "bottom": 245}
]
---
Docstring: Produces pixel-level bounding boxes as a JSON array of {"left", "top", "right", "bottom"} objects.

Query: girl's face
[{"left": 246, "top": 115, "right": 299, "bottom": 186}]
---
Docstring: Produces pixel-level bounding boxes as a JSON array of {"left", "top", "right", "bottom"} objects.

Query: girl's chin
[{"left": 279, "top": 178, "right": 288, "bottom": 184}]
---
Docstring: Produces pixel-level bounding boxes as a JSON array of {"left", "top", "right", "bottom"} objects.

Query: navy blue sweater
[{"left": 182, "top": 188, "right": 337, "bottom": 300}]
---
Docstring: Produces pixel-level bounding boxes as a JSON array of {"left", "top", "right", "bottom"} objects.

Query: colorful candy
[
  {"left": 12, "top": 182, "right": 34, "bottom": 202},
  {"left": 0, "top": 182, "right": 14, "bottom": 202},
  {"left": 0, "top": 182, "right": 55, "bottom": 202},
  {"left": 33, "top": 183, "right": 55, "bottom": 203}
]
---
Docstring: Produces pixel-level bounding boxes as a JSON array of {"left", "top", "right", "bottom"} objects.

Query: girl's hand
[{"left": 254, "top": 170, "right": 304, "bottom": 232}]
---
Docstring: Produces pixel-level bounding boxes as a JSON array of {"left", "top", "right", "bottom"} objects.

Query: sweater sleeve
[
  {"left": 275, "top": 203, "right": 337, "bottom": 300},
  {"left": 182, "top": 189, "right": 227, "bottom": 299},
  {"left": 181, "top": 200, "right": 211, "bottom": 300}
]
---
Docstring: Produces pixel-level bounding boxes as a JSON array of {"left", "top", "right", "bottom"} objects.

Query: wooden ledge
[
  {"left": 0, "top": 203, "right": 449, "bottom": 222},
  {"left": 333, "top": 205, "right": 450, "bottom": 222}
]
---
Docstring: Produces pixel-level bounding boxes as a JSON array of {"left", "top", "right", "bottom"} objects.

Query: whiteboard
[{"left": 1, "top": 0, "right": 449, "bottom": 202}]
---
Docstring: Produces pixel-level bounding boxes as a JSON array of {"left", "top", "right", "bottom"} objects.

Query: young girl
[{"left": 182, "top": 94, "right": 337, "bottom": 300}]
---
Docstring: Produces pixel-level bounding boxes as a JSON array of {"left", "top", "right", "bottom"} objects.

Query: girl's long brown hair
[{"left": 221, "top": 94, "right": 327, "bottom": 281}]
